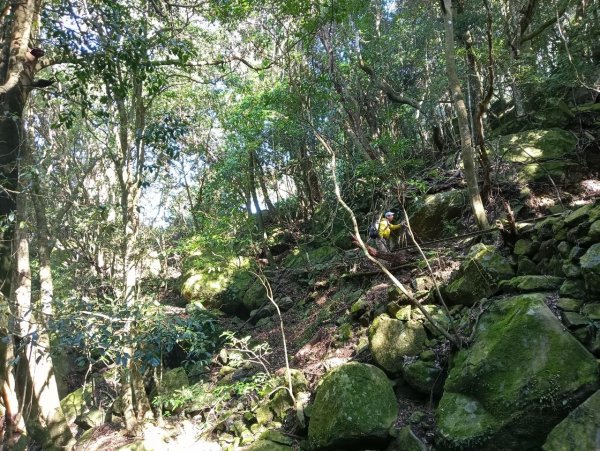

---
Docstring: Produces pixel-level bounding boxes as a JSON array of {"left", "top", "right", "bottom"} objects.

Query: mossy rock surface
[
  {"left": 282, "top": 246, "right": 339, "bottom": 269},
  {"left": 543, "top": 390, "right": 600, "bottom": 451},
  {"left": 499, "top": 275, "right": 564, "bottom": 293},
  {"left": 493, "top": 129, "right": 578, "bottom": 182},
  {"left": 402, "top": 358, "right": 444, "bottom": 396},
  {"left": 435, "top": 293, "right": 599, "bottom": 450},
  {"left": 308, "top": 362, "right": 397, "bottom": 450},
  {"left": 61, "top": 386, "right": 93, "bottom": 423},
  {"left": 244, "top": 439, "right": 291, "bottom": 450},
  {"left": 393, "top": 426, "right": 428, "bottom": 451},
  {"left": 444, "top": 244, "right": 514, "bottom": 306},
  {"left": 368, "top": 316, "right": 427, "bottom": 375},
  {"left": 409, "top": 189, "right": 467, "bottom": 240},
  {"left": 580, "top": 243, "right": 600, "bottom": 295},
  {"left": 180, "top": 254, "right": 250, "bottom": 304}
]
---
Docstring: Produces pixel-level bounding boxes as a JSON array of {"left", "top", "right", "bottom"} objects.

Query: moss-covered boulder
[
  {"left": 435, "top": 293, "right": 598, "bottom": 450},
  {"left": 409, "top": 189, "right": 467, "bottom": 240},
  {"left": 402, "top": 358, "right": 444, "bottom": 396},
  {"left": 444, "top": 244, "right": 514, "bottom": 306},
  {"left": 61, "top": 386, "right": 93, "bottom": 423},
  {"left": 492, "top": 129, "right": 578, "bottom": 182},
  {"left": 181, "top": 253, "right": 245, "bottom": 300},
  {"left": 499, "top": 275, "right": 564, "bottom": 293},
  {"left": 580, "top": 243, "right": 600, "bottom": 295},
  {"left": 368, "top": 316, "right": 427, "bottom": 375},
  {"left": 543, "top": 390, "right": 600, "bottom": 451},
  {"left": 308, "top": 363, "right": 397, "bottom": 450}
]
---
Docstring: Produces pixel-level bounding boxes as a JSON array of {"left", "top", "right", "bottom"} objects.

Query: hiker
[{"left": 377, "top": 211, "right": 403, "bottom": 252}]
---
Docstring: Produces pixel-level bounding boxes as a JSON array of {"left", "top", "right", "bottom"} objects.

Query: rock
[
  {"left": 562, "top": 262, "right": 581, "bottom": 278},
  {"left": 394, "top": 305, "right": 412, "bottom": 321},
  {"left": 517, "top": 256, "right": 540, "bottom": 275},
  {"left": 412, "top": 276, "right": 435, "bottom": 292},
  {"left": 588, "top": 220, "right": 600, "bottom": 241},
  {"left": 566, "top": 223, "right": 590, "bottom": 244},
  {"left": 543, "top": 390, "right": 600, "bottom": 451},
  {"left": 581, "top": 303, "right": 600, "bottom": 320},
  {"left": 444, "top": 244, "right": 514, "bottom": 306},
  {"left": 556, "top": 298, "right": 584, "bottom": 312},
  {"left": 435, "top": 293, "right": 599, "bottom": 450},
  {"left": 258, "top": 430, "right": 294, "bottom": 446},
  {"left": 560, "top": 279, "right": 587, "bottom": 299},
  {"left": 75, "top": 408, "right": 106, "bottom": 430},
  {"left": 499, "top": 275, "right": 564, "bottom": 293},
  {"left": 244, "top": 440, "right": 291, "bottom": 450},
  {"left": 409, "top": 189, "right": 468, "bottom": 240},
  {"left": 557, "top": 241, "right": 572, "bottom": 258},
  {"left": 282, "top": 246, "right": 340, "bottom": 269},
  {"left": 564, "top": 204, "right": 594, "bottom": 227},
  {"left": 514, "top": 239, "right": 534, "bottom": 257},
  {"left": 402, "top": 358, "right": 444, "bottom": 396},
  {"left": 180, "top": 254, "right": 252, "bottom": 312},
  {"left": 61, "top": 386, "right": 92, "bottom": 423},
  {"left": 580, "top": 243, "right": 600, "bottom": 295},
  {"left": 568, "top": 245, "right": 587, "bottom": 261},
  {"left": 243, "top": 279, "right": 267, "bottom": 311},
  {"left": 536, "top": 218, "right": 560, "bottom": 240},
  {"left": 308, "top": 363, "right": 397, "bottom": 450},
  {"left": 561, "top": 311, "right": 589, "bottom": 328},
  {"left": 390, "top": 426, "right": 428, "bottom": 451},
  {"left": 368, "top": 316, "right": 427, "bottom": 375},
  {"left": 350, "top": 299, "right": 367, "bottom": 317},
  {"left": 493, "top": 129, "right": 578, "bottom": 182}
]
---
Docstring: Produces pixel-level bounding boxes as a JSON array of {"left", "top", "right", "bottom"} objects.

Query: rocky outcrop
[
  {"left": 436, "top": 293, "right": 599, "bottom": 450},
  {"left": 308, "top": 363, "right": 397, "bottom": 450}
]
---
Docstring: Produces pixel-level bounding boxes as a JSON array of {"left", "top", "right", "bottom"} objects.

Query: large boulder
[
  {"left": 444, "top": 244, "right": 514, "bottom": 306},
  {"left": 492, "top": 129, "right": 579, "bottom": 182},
  {"left": 308, "top": 363, "right": 398, "bottom": 450},
  {"left": 543, "top": 390, "right": 600, "bottom": 451},
  {"left": 368, "top": 316, "right": 428, "bottom": 375},
  {"left": 180, "top": 252, "right": 254, "bottom": 314},
  {"left": 436, "top": 293, "right": 599, "bottom": 450},
  {"left": 409, "top": 189, "right": 467, "bottom": 240}
]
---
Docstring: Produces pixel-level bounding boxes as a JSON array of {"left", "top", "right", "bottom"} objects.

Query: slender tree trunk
[
  {"left": 249, "top": 151, "right": 273, "bottom": 264},
  {"left": 441, "top": 0, "right": 489, "bottom": 230},
  {"left": 12, "top": 185, "right": 73, "bottom": 450}
]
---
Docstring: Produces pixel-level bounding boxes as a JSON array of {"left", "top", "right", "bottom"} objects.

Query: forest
[{"left": 0, "top": 0, "right": 599, "bottom": 449}]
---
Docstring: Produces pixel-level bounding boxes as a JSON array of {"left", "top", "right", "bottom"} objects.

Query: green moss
[
  {"left": 308, "top": 363, "right": 397, "bottom": 450},
  {"left": 543, "top": 390, "right": 600, "bottom": 451},
  {"left": 499, "top": 275, "right": 564, "bottom": 293},
  {"left": 436, "top": 293, "right": 599, "bottom": 450},
  {"left": 368, "top": 316, "right": 427, "bottom": 375}
]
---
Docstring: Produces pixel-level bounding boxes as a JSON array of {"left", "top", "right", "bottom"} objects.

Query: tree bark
[
  {"left": 12, "top": 184, "right": 73, "bottom": 450},
  {"left": 441, "top": 0, "right": 489, "bottom": 230}
]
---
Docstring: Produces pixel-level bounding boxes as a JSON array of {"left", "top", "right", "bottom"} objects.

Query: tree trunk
[
  {"left": 12, "top": 186, "right": 73, "bottom": 450},
  {"left": 249, "top": 150, "right": 273, "bottom": 264},
  {"left": 441, "top": 0, "right": 489, "bottom": 230}
]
